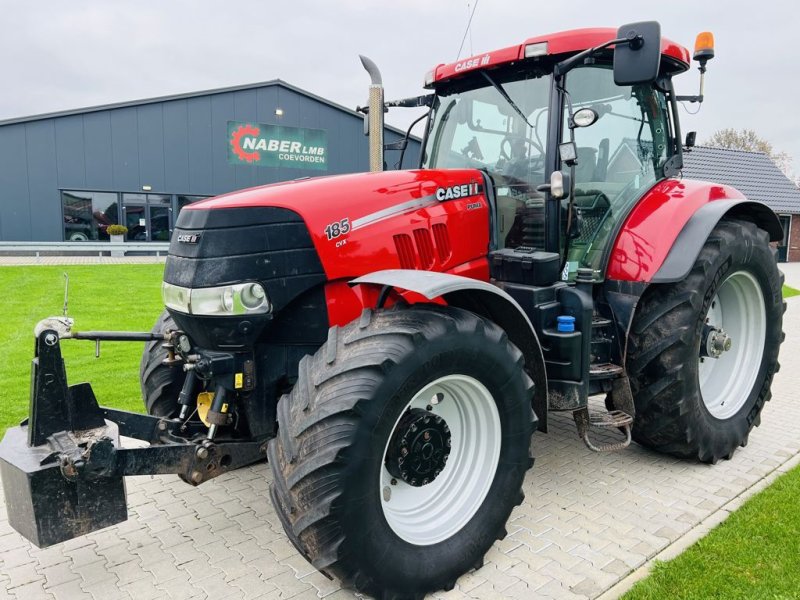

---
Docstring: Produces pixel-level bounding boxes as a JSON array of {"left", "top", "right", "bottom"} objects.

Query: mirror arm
[
  {"left": 554, "top": 36, "right": 629, "bottom": 78},
  {"left": 675, "top": 94, "right": 703, "bottom": 103}
]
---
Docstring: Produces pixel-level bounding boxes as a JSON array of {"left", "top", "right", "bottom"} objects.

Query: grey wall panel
[
  {"left": 210, "top": 93, "right": 236, "bottom": 194},
  {"left": 82, "top": 112, "right": 113, "bottom": 190},
  {"left": 256, "top": 87, "right": 280, "bottom": 125},
  {"left": 186, "top": 96, "right": 213, "bottom": 194},
  {"left": 253, "top": 87, "right": 281, "bottom": 188},
  {"left": 54, "top": 116, "right": 86, "bottom": 189},
  {"left": 110, "top": 108, "right": 140, "bottom": 191},
  {"left": 137, "top": 104, "right": 165, "bottom": 192},
  {"left": 163, "top": 100, "right": 190, "bottom": 193},
  {"left": 0, "top": 124, "right": 31, "bottom": 240},
  {"left": 25, "top": 121, "right": 60, "bottom": 241},
  {"left": 232, "top": 89, "right": 260, "bottom": 191}
]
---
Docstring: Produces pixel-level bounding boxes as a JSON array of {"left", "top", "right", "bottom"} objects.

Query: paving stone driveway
[{"left": 2, "top": 300, "right": 799, "bottom": 600}]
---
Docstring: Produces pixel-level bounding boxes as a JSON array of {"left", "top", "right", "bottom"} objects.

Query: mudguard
[
  {"left": 351, "top": 269, "right": 549, "bottom": 431},
  {"left": 607, "top": 179, "right": 782, "bottom": 283}
]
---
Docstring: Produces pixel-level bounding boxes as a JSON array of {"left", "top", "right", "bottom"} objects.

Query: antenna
[
  {"left": 456, "top": 0, "right": 479, "bottom": 60},
  {"left": 62, "top": 273, "right": 69, "bottom": 317}
]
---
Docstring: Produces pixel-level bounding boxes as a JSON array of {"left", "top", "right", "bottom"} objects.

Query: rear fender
[
  {"left": 607, "top": 179, "right": 782, "bottom": 283},
  {"left": 351, "top": 269, "right": 549, "bottom": 432},
  {"left": 652, "top": 200, "right": 782, "bottom": 283}
]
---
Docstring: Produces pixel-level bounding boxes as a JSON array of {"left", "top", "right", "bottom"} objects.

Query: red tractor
[{"left": 0, "top": 22, "right": 784, "bottom": 599}]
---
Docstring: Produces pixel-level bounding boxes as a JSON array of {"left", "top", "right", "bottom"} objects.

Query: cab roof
[{"left": 430, "top": 27, "right": 691, "bottom": 86}]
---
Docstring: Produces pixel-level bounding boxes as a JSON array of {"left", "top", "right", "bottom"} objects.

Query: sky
[{"left": 1, "top": 0, "right": 798, "bottom": 176}]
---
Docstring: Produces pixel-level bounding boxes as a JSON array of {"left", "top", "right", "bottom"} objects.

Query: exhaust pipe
[{"left": 359, "top": 55, "right": 384, "bottom": 172}]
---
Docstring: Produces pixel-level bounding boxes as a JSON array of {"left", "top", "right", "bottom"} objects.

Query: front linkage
[{"left": 0, "top": 320, "right": 266, "bottom": 548}]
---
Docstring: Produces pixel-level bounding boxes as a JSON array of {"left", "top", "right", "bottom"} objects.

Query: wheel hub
[
  {"left": 701, "top": 324, "right": 733, "bottom": 359},
  {"left": 385, "top": 408, "right": 451, "bottom": 487}
]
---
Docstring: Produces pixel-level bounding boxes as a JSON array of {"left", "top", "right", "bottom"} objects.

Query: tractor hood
[{"left": 182, "top": 168, "right": 491, "bottom": 281}]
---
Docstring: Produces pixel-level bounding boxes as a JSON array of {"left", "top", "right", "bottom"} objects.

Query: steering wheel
[{"left": 499, "top": 134, "right": 544, "bottom": 162}]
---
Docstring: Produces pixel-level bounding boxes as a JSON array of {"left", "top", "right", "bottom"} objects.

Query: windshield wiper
[{"left": 479, "top": 71, "right": 533, "bottom": 129}]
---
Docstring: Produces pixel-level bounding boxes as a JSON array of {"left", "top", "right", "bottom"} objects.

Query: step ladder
[{"left": 575, "top": 349, "right": 635, "bottom": 452}]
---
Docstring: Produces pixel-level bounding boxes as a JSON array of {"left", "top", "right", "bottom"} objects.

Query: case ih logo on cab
[
  {"left": 454, "top": 54, "right": 491, "bottom": 72},
  {"left": 227, "top": 121, "right": 328, "bottom": 170}
]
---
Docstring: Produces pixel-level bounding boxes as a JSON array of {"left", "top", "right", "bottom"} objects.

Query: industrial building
[{"left": 0, "top": 81, "right": 420, "bottom": 243}]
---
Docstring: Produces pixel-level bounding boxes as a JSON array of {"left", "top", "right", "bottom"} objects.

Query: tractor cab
[{"left": 418, "top": 25, "right": 693, "bottom": 279}]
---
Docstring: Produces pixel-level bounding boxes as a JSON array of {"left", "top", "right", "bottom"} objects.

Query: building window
[
  {"left": 62, "top": 190, "right": 208, "bottom": 242},
  {"left": 121, "top": 193, "right": 173, "bottom": 242},
  {"left": 62, "top": 191, "right": 119, "bottom": 241}
]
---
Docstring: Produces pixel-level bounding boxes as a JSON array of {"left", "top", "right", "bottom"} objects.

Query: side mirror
[
  {"left": 685, "top": 131, "right": 697, "bottom": 148},
  {"left": 613, "top": 21, "right": 662, "bottom": 85},
  {"left": 536, "top": 170, "right": 571, "bottom": 199}
]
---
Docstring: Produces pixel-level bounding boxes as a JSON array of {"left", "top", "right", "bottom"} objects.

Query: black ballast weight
[
  {"left": 0, "top": 329, "right": 127, "bottom": 547},
  {"left": 0, "top": 328, "right": 266, "bottom": 548}
]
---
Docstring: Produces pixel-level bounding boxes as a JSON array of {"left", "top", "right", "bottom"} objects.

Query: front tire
[
  {"left": 140, "top": 310, "right": 185, "bottom": 417},
  {"left": 268, "top": 306, "right": 535, "bottom": 599},
  {"left": 627, "top": 219, "right": 784, "bottom": 463}
]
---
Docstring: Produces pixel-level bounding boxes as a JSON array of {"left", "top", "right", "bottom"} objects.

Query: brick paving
[{"left": 1, "top": 285, "right": 799, "bottom": 599}]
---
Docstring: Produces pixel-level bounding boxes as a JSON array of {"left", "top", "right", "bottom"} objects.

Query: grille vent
[
  {"left": 393, "top": 234, "right": 416, "bottom": 269},
  {"left": 431, "top": 223, "right": 452, "bottom": 263},
  {"left": 413, "top": 228, "right": 435, "bottom": 269}
]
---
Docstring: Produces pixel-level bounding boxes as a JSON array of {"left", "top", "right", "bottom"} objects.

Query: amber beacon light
[{"left": 694, "top": 31, "right": 715, "bottom": 63}]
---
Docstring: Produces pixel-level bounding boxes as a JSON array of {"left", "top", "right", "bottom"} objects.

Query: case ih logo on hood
[
  {"left": 227, "top": 121, "right": 328, "bottom": 171},
  {"left": 436, "top": 183, "right": 483, "bottom": 201},
  {"left": 177, "top": 233, "right": 201, "bottom": 244}
]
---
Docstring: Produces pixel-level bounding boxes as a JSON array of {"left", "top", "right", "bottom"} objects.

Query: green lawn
[
  {"left": 0, "top": 265, "right": 165, "bottom": 433},
  {"left": 783, "top": 284, "right": 800, "bottom": 298},
  {"left": 623, "top": 464, "right": 800, "bottom": 599}
]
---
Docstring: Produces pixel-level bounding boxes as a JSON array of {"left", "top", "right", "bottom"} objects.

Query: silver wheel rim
[
  {"left": 379, "top": 374, "right": 501, "bottom": 546},
  {"left": 698, "top": 270, "right": 766, "bottom": 419}
]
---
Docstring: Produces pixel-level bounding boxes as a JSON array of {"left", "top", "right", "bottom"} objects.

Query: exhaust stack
[{"left": 359, "top": 55, "right": 384, "bottom": 172}]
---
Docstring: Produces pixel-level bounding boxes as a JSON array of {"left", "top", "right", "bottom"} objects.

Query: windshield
[{"left": 422, "top": 72, "right": 551, "bottom": 248}]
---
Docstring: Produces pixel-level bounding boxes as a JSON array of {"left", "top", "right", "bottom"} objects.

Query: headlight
[{"left": 162, "top": 282, "right": 271, "bottom": 316}]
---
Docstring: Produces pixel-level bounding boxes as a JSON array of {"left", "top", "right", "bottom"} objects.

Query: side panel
[
  {"left": 607, "top": 179, "right": 747, "bottom": 282},
  {"left": 189, "top": 169, "right": 491, "bottom": 283}
]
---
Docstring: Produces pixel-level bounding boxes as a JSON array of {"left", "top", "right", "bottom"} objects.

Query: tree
[{"left": 705, "top": 128, "right": 794, "bottom": 180}]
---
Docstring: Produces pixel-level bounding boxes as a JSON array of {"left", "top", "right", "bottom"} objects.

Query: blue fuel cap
[{"left": 557, "top": 315, "right": 576, "bottom": 332}]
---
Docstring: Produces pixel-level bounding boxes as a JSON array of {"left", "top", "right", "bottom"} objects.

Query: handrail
[{"left": 0, "top": 241, "right": 170, "bottom": 257}]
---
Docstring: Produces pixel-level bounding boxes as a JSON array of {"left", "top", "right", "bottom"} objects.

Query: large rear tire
[
  {"left": 140, "top": 310, "right": 185, "bottom": 417},
  {"left": 268, "top": 306, "right": 536, "bottom": 599},
  {"left": 627, "top": 219, "right": 784, "bottom": 463}
]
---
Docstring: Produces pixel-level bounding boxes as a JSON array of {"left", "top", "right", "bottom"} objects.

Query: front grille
[
  {"left": 164, "top": 207, "right": 326, "bottom": 349},
  {"left": 165, "top": 207, "right": 325, "bottom": 312}
]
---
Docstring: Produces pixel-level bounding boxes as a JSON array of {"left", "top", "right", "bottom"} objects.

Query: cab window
[{"left": 562, "top": 65, "right": 671, "bottom": 277}]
